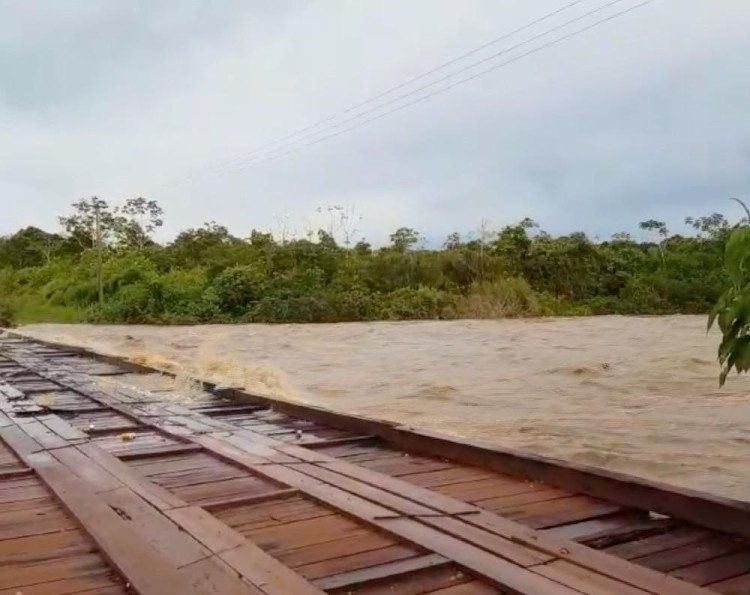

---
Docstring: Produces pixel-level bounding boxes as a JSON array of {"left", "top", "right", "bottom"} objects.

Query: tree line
[{"left": 0, "top": 197, "right": 741, "bottom": 326}]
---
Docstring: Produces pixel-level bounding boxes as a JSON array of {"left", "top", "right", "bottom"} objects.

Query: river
[{"left": 19, "top": 315, "right": 750, "bottom": 501}]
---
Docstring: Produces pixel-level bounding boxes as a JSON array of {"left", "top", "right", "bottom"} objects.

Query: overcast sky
[{"left": 1, "top": 1, "right": 749, "bottom": 246}]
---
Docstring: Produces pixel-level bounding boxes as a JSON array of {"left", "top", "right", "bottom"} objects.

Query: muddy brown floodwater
[{"left": 19, "top": 315, "right": 750, "bottom": 501}]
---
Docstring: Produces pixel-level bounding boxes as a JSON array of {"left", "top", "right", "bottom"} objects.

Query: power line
[
  {"left": 167, "top": 0, "right": 657, "bottom": 189},
  {"left": 169, "top": 0, "right": 605, "bottom": 188},
  {"left": 218, "top": 0, "right": 593, "bottom": 169},
  {"left": 242, "top": 0, "right": 658, "bottom": 170},
  {"left": 226, "top": 0, "right": 631, "bottom": 170}
]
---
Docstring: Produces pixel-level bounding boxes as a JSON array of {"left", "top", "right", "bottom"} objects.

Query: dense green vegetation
[
  {"left": 709, "top": 202, "right": 750, "bottom": 384},
  {"left": 0, "top": 197, "right": 741, "bottom": 325}
]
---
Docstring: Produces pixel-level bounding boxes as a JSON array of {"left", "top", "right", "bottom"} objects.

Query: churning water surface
[{"left": 20, "top": 316, "right": 750, "bottom": 501}]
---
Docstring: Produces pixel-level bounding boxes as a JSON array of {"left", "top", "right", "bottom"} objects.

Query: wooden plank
[
  {"left": 30, "top": 443, "right": 266, "bottom": 594},
  {"left": 708, "top": 572, "right": 750, "bottom": 593},
  {"left": 547, "top": 514, "right": 674, "bottom": 547},
  {"left": 300, "top": 457, "right": 711, "bottom": 595},
  {"left": 545, "top": 512, "right": 646, "bottom": 541},
  {"left": 670, "top": 550, "right": 750, "bottom": 586},
  {"left": 285, "top": 462, "right": 549, "bottom": 568},
  {"left": 1, "top": 340, "right": 736, "bottom": 595},
  {"left": 0, "top": 467, "right": 33, "bottom": 479},
  {"left": 400, "top": 466, "right": 496, "bottom": 489},
  {"left": 294, "top": 544, "right": 419, "bottom": 580},
  {"left": 293, "top": 457, "right": 707, "bottom": 595},
  {"left": 202, "top": 487, "right": 300, "bottom": 511},
  {"left": 503, "top": 495, "right": 623, "bottom": 529},
  {"left": 0, "top": 425, "right": 43, "bottom": 459},
  {"left": 304, "top": 435, "right": 376, "bottom": 449},
  {"left": 51, "top": 446, "right": 122, "bottom": 492},
  {"left": 163, "top": 507, "right": 323, "bottom": 594},
  {"left": 427, "top": 580, "right": 499, "bottom": 594},
  {"left": 63, "top": 400, "right": 712, "bottom": 587},
  {"left": 14, "top": 418, "right": 68, "bottom": 449},
  {"left": 117, "top": 442, "right": 204, "bottom": 460},
  {"left": 381, "top": 425, "right": 750, "bottom": 542},
  {"left": 73, "top": 439, "right": 320, "bottom": 593},
  {"left": 314, "top": 553, "right": 450, "bottom": 590},
  {"left": 180, "top": 556, "right": 264, "bottom": 595},
  {"left": 0, "top": 383, "right": 25, "bottom": 400},
  {"left": 0, "top": 552, "right": 118, "bottom": 591},
  {"left": 326, "top": 563, "right": 474, "bottom": 594},
  {"left": 26, "top": 454, "right": 199, "bottom": 594},
  {"left": 605, "top": 528, "right": 713, "bottom": 560},
  {"left": 206, "top": 461, "right": 577, "bottom": 593},
  {"left": 76, "top": 442, "right": 194, "bottom": 510},
  {"left": 632, "top": 535, "right": 747, "bottom": 573},
  {"left": 39, "top": 413, "right": 90, "bottom": 441},
  {"left": 535, "top": 559, "right": 649, "bottom": 595},
  {"left": 97, "top": 485, "right": 211, "bottom": 567}
]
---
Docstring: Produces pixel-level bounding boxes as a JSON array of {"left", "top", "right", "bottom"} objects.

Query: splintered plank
[
  {"left": 548, "top": 515, "right": 677, "bottom": 550},
  {"left": 502, "top": 495, "right": 623, "bottom": 529},
  {"left": 544, "top": 511, "right": 650, "bottom": 542},
  {"left": 605, "top": 528, "right": 715, "bottom": 560}
]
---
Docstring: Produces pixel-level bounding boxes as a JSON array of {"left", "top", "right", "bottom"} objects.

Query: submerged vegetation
[{"left": 0, "top": 197, "right": 742, "bottom": 325}]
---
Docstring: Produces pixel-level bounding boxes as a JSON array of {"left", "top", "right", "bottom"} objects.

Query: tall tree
[
  {"left": 59, "top": 197, "right": 118, "bottom": 304},
  {"left": 59, "top": 197, "right": 118, "bottom": 250},
  {"left": 115, "top": 197, "right": 164, "bottom": 249},
  {"left": 389, "top": 227, "right": 420, "bottom": 252}
]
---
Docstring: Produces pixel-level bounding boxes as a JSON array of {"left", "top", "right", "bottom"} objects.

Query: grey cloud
[{"left": 1, "top": 1, "right": 749, "bottom": 245}]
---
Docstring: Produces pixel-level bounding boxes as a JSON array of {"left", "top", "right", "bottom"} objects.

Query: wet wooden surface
[{"left": 0, "top": 333, "right": 747, "bottom": 594}]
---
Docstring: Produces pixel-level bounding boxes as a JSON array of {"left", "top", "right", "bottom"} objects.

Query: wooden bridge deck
[{"left": 1, "top": 332, "right": 749, "bottom": 594}]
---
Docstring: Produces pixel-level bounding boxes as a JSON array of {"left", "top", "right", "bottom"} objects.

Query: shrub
[
  {"left": 326, "top": 288, "right": 377, "bottom": 321},
  {"left": 0, "top": 301, "right": 15, "bottom": 327},
  {"left": 377, "top": 287, "right": 452, "bottom": 320},
  {"left": 452, "top": 278, "right": 540, "bottom": 318},
  {"left": 212, "top": 265, "right": 267, "bottom": 317},
  {"left": 251, "top": 294, "right": 332, "bottom": 323}
]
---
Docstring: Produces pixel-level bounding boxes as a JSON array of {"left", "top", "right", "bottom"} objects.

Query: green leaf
[
  {"left": 719, "top": 365, "right": 729, "bottom": 387},
  {"left": 724, "top": 227, "right": 750, "bottom": 286}
]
